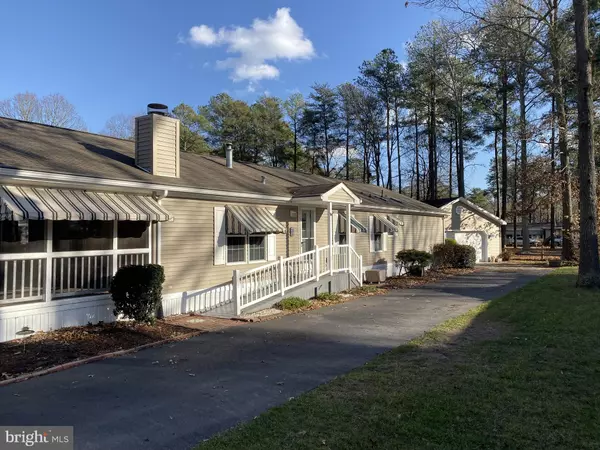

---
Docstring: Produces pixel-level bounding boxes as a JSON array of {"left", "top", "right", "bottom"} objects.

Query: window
[
  {"left": 52, "top": 221, "right": 112, "bottom": 252},
  {"left": 374, "top": 232, "right": 384, "bottom": 252},
  {"left": 118, "top": 221, "right": 149, "bottom": 249},
  {"left": 0, "top": 220, "right": 46, "bottom": 254},
  {"left": 227, "top": 236, "right": 246, "bottom": 263},
  {"left": 225, "top": 234, "right": 268, "bottom": 264},
  {"left": 248, "top": 236, "right": 266, "bottom": 261},
  {"left": 338, "top": 234, "right": 347, "bottom": 245}
]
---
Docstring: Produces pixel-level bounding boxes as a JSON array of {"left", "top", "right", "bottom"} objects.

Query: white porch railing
[
  {"left": 0, "top": 254, "right": 46, "bottom": 304},
  {"left": 1, "top": 249, "right": 151, "bottom": 304},
  {"left": 233, "top": 244, "right": 362, "bottom": 314}
]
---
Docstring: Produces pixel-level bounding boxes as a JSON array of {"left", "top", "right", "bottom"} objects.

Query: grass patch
[
  {"left": 196, "top": 268, "right": 600, "bottom": 449},
  {"left": 312, "top": 292, "right": 342, "bottom": 302},
  {"left": 346, "top": 285, "right": 384, "bottom": 296},
  {"left": 274, "top": 297, "right": 311, "bottom": 311}
]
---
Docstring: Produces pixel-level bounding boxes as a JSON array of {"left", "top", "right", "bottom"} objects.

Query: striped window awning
[
  {"left": 226, "top": 205, "right": 286, "bottom": 234},
  {"left": 339, "top": 213, "right": 367, "bottom": 233},
  {"left": 0, "top": 185, "right": 172, "bottom": 222},
  {"left": 374, "top": 214, "right": 399, "bottom": 233}
]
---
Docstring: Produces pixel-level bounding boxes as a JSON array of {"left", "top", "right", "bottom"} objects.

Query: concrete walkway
[{"left": 0, "top": 267, "right": 549, "bottom": 450}]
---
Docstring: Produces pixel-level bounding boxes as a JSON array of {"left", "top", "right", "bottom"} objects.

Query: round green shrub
[
  {"left": 396, "top": 249, "right": 433, "bottom": 276},
  {"left": 433, "top": 243, "right": 476, "bottom": 269},
  {"left": 111, "top": 264, "right": 165, "bottom": 324}
]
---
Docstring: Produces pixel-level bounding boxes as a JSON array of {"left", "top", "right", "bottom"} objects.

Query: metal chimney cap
[{"left": 147, "top": 103, "right": 169, "bottom": 115}]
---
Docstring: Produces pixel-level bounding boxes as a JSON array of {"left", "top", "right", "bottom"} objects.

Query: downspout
[{"left": 153, "top": 190, "right": 169, "bottom": 265}]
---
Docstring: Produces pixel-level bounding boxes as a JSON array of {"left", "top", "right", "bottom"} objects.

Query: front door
[{"left": 301, "top": 209, "right": 315, "bottom": 252}]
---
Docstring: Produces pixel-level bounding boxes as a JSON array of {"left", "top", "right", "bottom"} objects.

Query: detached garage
[{"left": 426, "top": 198, "right": 507, "bottom": 263}]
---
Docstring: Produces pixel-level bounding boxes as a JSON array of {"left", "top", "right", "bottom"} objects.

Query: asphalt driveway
[{"left": 0, "top": 267, "right": 549, "bottom": 450}]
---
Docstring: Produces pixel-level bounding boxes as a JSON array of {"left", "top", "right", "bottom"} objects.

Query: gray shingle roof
[{"left": 0, "top": 117, "right": 442, "bottom": 214}]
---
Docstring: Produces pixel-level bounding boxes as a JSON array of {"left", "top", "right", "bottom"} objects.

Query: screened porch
[{"left": 0, "top": 185, "right": 172, "bottom": 306}]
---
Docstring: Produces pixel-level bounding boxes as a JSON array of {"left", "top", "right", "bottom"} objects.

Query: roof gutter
[
  {"left": 0, "top": 168, "right": 292, "bottom": 203},
  {"left": 353, "top": 204, "right": 447, "bottom": 217}
]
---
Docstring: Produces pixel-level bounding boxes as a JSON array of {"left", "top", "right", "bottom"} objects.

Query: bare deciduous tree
[
  {"left": 0, "top": 92, "right": 86, "bottom": 130},
  {"left": 102, "top": 114, "right": 136, "bottom": 139}
]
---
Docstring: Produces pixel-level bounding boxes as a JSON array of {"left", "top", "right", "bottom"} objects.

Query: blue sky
[{"left": 0, "top": 0, "right": 488, "bottom": 189}]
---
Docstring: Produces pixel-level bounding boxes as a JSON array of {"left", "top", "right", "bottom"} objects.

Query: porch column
[
  {"left": 44, "top": 221, "right": 53, "bottom": 302},
  {"left": 346, "top": 203, "right": 352, "bottom": 284},
  {"left": 346, "top": 203, "right": 352, "bottom": 271},
  {"left": 328, "top": 202, "right": 333, "bottom": 275}
]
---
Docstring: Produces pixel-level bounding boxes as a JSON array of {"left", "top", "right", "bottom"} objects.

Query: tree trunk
[
  {"left": 574, "top": 0, "right": 600, "bottom": 286},
  {"left": 386, "top": 102, "right": 392, "bottom": 189},
  {"left": 494, "top": 128, "right": 500, "bottom": 218},
  {"left": 428, "top": 83, "right": 437, "bottom": 200},
  {"left": 457, "top": 103, "right": 466, "bottom": 198},
  {"left": 519, "top": 71, "right": 530, "bottom": 251},
  {"left": 396, "top": 103, "right": 402, "bottom": 193},
  {"left": 293, "top": 123, "right": 297, "bottom": 172},
  {"left": 449, "top": 126, "right": 453, "bottom": 197},
  {"left": 501, "top": 70, "right": 509, "bottom": 250},
  {"left": 549, "top": 2, "right": 576, "bottom": 261},
  {"left": 345, "top": 119, "right": 350, "bottom": 180},
  {"left": 550, "top": 96, "right": 556, "bottom": 249},
  {"left": 513, "top": 146, "right": 519, "bottom": 248},
  {"left": 414, "top": 110, "right": 421, "bottom": 200}
]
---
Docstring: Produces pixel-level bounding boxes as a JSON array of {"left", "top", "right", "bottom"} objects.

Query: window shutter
[
  {"left": 214, "top": 206, "right": 226, "bottom": 265},
  {"left": 350, "top": 232, "right": 356, "bottom": 249},
  {"left": 333, "top": 211, "right": 339, "bottom": 244},
  {"left": 369, "top": 215, "right": 375, "bottom": 253},
  {"left": 267, "top": 234, "right": 277, "bottom": 261}
]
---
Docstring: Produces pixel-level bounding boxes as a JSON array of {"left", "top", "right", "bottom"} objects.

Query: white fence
[{"left": 233, "top": 244, "right": 362, "bottom": 314}]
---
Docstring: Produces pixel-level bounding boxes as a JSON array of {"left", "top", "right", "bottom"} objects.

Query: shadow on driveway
[{"left": 0, "top": 268, "right": 550, "bottom": 450}]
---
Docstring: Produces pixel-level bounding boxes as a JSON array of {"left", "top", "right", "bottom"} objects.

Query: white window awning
[
  {"left": 0, "top": 185, "right": 172, "bottom": 222},
  {"left": 226, "top": 205, "right": 286, "bottom": 234},
  {"left": 373, "top": 214, "right": 399, "bottom": 233},
  {"left": 339, "top": 212, "right": 368, "bottom": 233}
]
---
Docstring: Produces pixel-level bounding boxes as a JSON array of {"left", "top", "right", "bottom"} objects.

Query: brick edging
[{"left": 0, "top": 330, "right": 202, "bottom": 387}]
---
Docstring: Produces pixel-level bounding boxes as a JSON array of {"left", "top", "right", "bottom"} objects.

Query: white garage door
[{"left": 454, "top": 232, "right": 483, "bottom": 263}]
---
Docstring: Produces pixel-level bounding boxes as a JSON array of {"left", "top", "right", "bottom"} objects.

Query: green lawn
[{"left": 197, "top": 268, "right": 600, "bottom": 449}]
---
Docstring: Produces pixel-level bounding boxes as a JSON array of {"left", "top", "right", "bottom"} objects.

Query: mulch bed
[
  {"left": 0, "top": 321, "right": 194, "bottom": 381},
  {"left": 384, "top": 268, "right": 476, "bottom": 290}
]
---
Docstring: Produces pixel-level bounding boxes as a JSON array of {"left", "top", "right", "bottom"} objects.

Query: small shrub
[
  {"left": 396, "top": 249, "right": 432, "bottom": 276},
  {"left": 433, "top": 243, "right": 477, "bottom": 269},
  {"left": 445, "top": 238, "right": 458, "bottom": 245},
  {"left": 313, "top": 292, "right": 342, "bottom": 302},
  {"left": 275, "top": 297, "right": 311, "bottom": 310},
  {"left": 500, "top": 250, "right": 512, "bottom": 261},
  {"left": 453, "top": 245, "right": 477, "bottom": 268},
  {"left": 111, "top": 264, "right": 165, "bottom": 324}
]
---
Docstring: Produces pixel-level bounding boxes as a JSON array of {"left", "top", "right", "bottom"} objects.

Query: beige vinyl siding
[
  {"left": 153, "top": 115, "right": 180, "bottom": 178},
  {"left": 134, "top": 115, "right": 153, "bottom": 172},
  {"left": 352, "top": 211, "right": 444, "bottom": 266},
  {"left": 313, "top": 208, "right": 443, "bottom": 267},
  {"left": 160, "top": 198, "right": 297, "bottom": 294},
  {"left": 327, "top": 189, "right": 355, "bottom": 203}
]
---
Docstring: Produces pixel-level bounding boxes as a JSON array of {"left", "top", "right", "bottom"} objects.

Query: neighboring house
[
  {"left": 0, "top": 105, "right": 446, "bottom": 342},
  {"left": 505, "top": 222, "right": 563, "bottom": 245},
  {"left": 426, "top": 197, "right": 506, "bottom": 262}
]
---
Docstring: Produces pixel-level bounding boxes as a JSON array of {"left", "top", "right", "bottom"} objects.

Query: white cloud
[
  {"left": 189, "top": 24, "right": 219, "bottom": 46},
  {"left": 184, "top": 8, "right": 315, "bottom": 82}
]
